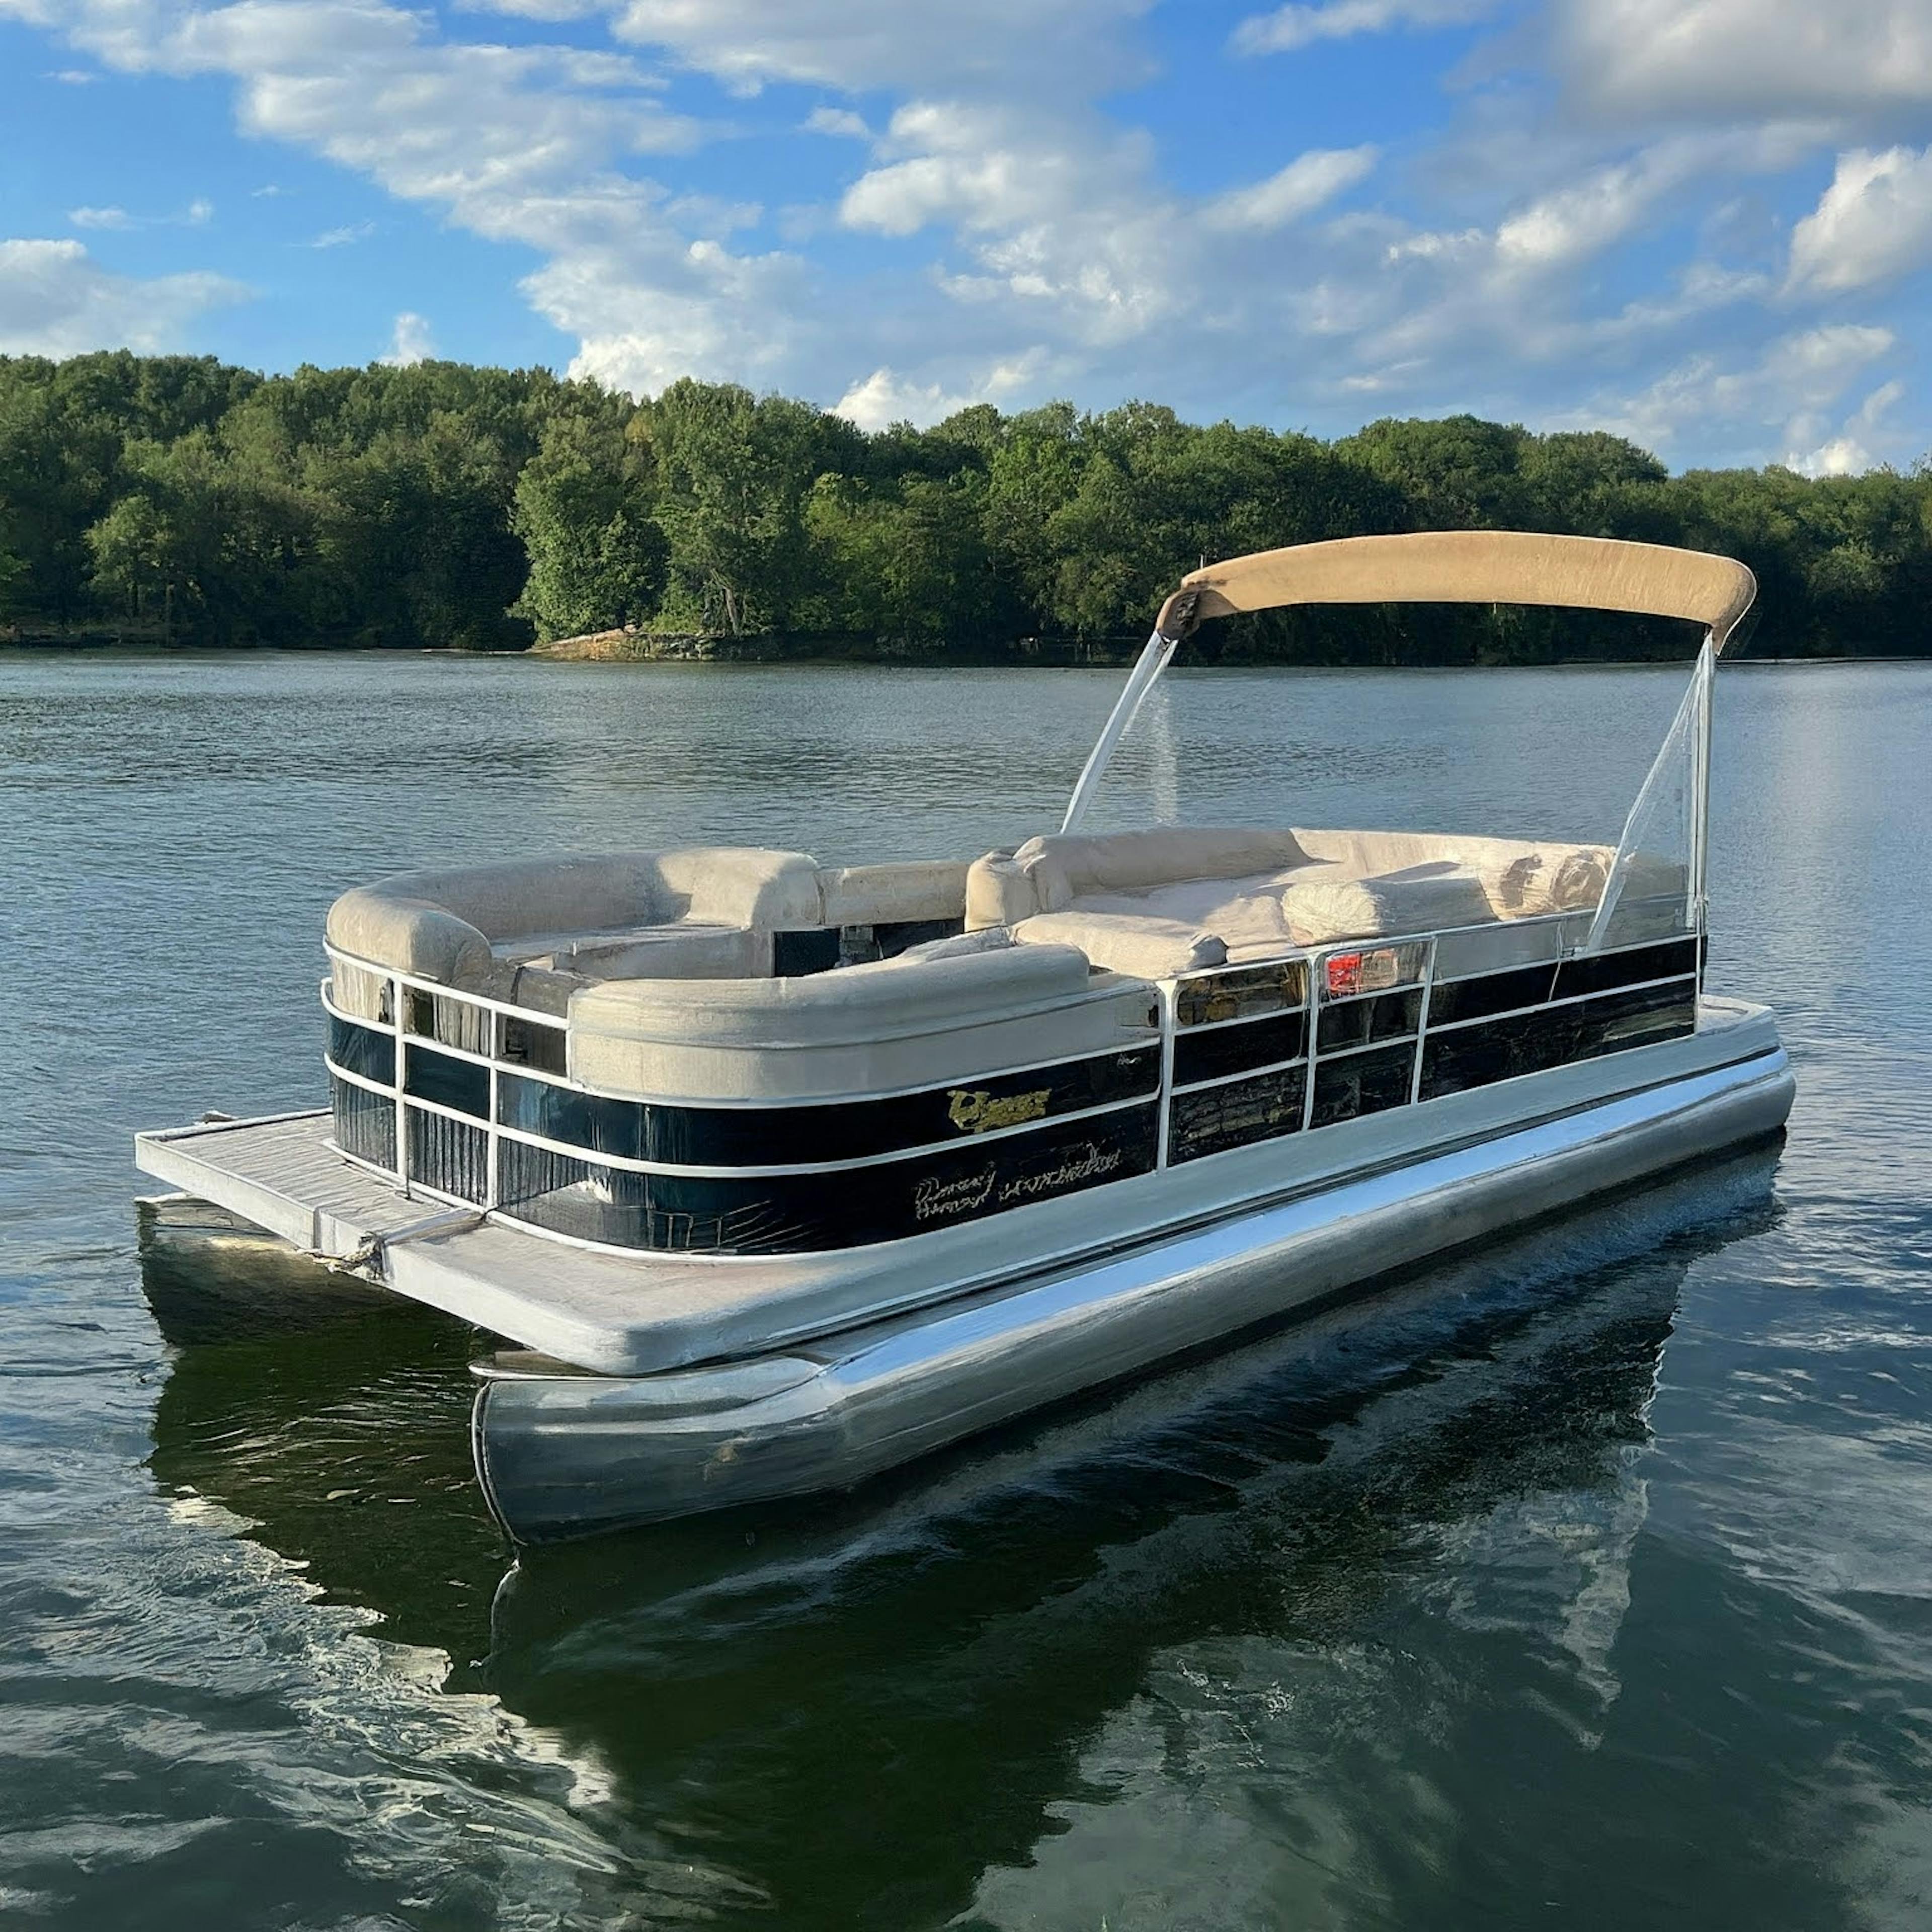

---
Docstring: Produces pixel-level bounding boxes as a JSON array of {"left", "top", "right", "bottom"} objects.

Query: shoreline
[{"left": 4, "top": 635, "right": 1926, "bottom": 670}]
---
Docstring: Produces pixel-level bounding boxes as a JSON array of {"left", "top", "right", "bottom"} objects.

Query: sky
[{"left": 0, "top": 0, "right": 1928, "bottom": 472}]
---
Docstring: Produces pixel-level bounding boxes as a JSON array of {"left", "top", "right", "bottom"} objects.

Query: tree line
[{"left": 2, "top": 349, "right": 1926, "bottom": 663}]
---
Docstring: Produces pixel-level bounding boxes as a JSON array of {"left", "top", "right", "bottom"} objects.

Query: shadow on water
[{"left": 145, "top": 1143, "right": 1826, "bottom": 1929}]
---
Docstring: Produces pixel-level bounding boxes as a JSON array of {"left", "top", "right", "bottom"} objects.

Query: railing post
[{"left": 392, "top": 973, "right": 411, "bottom": 1197}]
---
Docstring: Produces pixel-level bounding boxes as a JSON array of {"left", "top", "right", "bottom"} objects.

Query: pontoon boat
[{"left": 135, "top": 531, "right": 1796, "bottom": 1542}]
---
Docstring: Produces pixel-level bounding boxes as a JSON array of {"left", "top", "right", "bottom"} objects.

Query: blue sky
[{"left": 2, "top": 0, "right": 1928, "bottom": 471}]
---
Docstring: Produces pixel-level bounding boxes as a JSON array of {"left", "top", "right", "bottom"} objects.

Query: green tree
[
  {"left": 643, "top": 381, "right": 863, "bottom": 634},
  {"left": 512, "top": 412, "right": 667, "bottom": 640},
  {"left": 801, "top": 471, "right": 993, "bottom": 646}
]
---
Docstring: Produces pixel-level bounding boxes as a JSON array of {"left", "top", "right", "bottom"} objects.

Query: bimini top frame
[
  {"left": 1061, "top": 530, "right": 1757, "bottom": 951},
  {"left": 1151, "top": 530, "right": 1756, "bottom": 653}
]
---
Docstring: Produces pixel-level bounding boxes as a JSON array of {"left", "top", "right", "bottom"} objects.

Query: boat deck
[{"left": 135, "top": 1110, "right": 838, "bottom": 1373}]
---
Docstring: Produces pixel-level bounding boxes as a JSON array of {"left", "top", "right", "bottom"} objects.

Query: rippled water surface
[{"left": 2, "top": 651, "right": 1929, "bottom": 1930}]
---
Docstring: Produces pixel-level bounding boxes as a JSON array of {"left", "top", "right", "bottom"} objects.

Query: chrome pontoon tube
[{"left": 472, "top": 1036, "right": 1795, "bottom": 1543}]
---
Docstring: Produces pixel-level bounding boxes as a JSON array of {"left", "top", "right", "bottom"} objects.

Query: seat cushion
[
  {"left": 1279, "top": 863, "right": 1497, "bottom": 946},
  {"left": 818, "top": 860, "right": 972, "bottom": 927},
  {"left": 326, "top": 848, "right": 824, "bottom": 990},
  {"left": 1012, "top": 912, "right": 1227, "bottom": 979},
  {"left": 518, "top": 923, "right": 760, "bottom": 982}
]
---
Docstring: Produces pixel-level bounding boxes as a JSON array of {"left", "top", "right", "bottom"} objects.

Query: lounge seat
[
  {"left": 326, "top": 848, "right": 827, "bottom": 1020},
  {"left": 968, "top": 824, "right": 1662, "bottom": 977}
]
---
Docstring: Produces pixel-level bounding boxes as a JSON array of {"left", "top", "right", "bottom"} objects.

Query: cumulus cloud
[
  {"left": 1788, "top": 378, "right": 1904, "bottom": 476},
  {"left": 68, "top": 205, "right": 134, "bottom": 229},
  {"left": 1232, "top": 0, "right": 1490, "bottom": 57},
  {"left": 1788, "top": 146, "right": 1932, "bottom": 293},
  {"left": 379, "top": 309, "right": 434, "bottom": 365},
  {"left": 834, "top": 351, "right": 1047, "bottom": 430},
  {"left": 0, "top": 236, "right": 244, "bottom": 357},
  {"left": 804, "top": 105, "right": 868, "bottom": 139}
]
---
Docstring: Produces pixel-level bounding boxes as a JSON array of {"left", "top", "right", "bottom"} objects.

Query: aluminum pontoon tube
[{"left": 473, "top": 1043, "right": 1793, "bottom": 1544}]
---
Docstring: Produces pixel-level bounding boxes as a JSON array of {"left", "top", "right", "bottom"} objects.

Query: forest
[{"left": 2, "top": 349, "right": 1927, "bottom": 663}]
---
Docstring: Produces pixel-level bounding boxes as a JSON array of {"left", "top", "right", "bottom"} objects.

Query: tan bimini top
[{"left": 1155, "top": 531, "right": 1757, "bottom": 653}]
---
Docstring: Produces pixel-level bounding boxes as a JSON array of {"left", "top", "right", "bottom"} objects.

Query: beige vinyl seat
[
  {"left": 326, "top": 848, "right": 830, "bottom": 1017},
  {"left": 966, "top": 825, "right": 1636, "bottom": 978},
  {"left": 571, "top": 939, "right": 1159, "bottom": 1101}
]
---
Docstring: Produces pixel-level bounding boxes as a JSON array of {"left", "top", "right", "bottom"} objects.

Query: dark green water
[{"left": 2, "top": 653, "right": 1929, "bottom": 1929}]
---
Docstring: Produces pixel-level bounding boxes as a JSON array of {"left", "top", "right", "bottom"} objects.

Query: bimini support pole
[
  {"left": 1060, "top": 589, "right": 1205, "bottom": 834},
  {"left": 1689, "top": 630, "right": 1716, "bottom": 941}
]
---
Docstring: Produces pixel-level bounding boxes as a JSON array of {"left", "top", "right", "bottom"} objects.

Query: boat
[{"left": 133, "top": 529, "right": 1797, "bottom": 1543}]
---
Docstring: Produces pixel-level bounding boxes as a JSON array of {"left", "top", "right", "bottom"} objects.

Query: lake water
[{"left": 2, "top": 651, "right": 1929, "bottom": 1930}]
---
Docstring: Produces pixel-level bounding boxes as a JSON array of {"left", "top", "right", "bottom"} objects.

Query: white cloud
[
  {"left": 608, "top": 0, "right": 1155, "bottom": 96},
  {"left": 379, "top": 309, "right": 434, "bottom": 365},
  {"left": 1788, "top": 377, "right": 1904, "bottom": 476},
  {"left": 0, "top": 237, "right": 244, "bottom": 357},
  {"left": 48, "top": 67, "right": 95, "bottom": 83},
  {"left": 307, "top": 220, "right": 375, "bottom": 248},
  {"left": 1495, "top": 160, "right": 1657, "bottom": 269},
  {"left": 1560, "top": 324, "right": 1899, "bottom": 461},
  {"left": 834, "top": 351, "right": 1046, "bottom": 429},
  {"left": 838, "top": 101, "right": 1192, "bottom": 347},
  {"left": 1551, "top": 0, "right": 1932, "bottom": 119},
  {"left": 70, "top": 196, "right": 217, "bottom": 231},
  {"left": 1788, "top": 146, "right": 1932, "bottom": 294},
  {"left": 1232, "top": 0, "right": 1490, "bottom": 57},
  {"left": 1203, "top": 146, "right": 1378, "bottom": 231},
  {"left": 803, "top": 105, "right": 868, "bottom": 139}
]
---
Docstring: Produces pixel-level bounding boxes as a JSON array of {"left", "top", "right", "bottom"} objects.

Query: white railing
[{"left": 322, "top": 906, "right": 1702, "bottom": 1245}]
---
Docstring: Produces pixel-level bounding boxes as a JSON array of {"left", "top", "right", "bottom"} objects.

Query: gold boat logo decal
[{"left": 947, "top": 1087, "right": 1052, "bottom": 1134}]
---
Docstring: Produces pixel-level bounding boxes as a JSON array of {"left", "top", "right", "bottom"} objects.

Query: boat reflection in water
[{"left": 143, "top": 1141, "right": 1783, "bottom": 1928}]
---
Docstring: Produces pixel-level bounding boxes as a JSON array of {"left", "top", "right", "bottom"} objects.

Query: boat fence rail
[{"left": 316, "top": 904, "right": 1704, "bottom": 1260}]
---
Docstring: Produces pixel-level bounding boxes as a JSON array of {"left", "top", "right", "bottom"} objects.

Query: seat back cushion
[
  {"left": 818, "top": 860, "right": 972, "bottom": 928},
  {"left": 569, "top": 943, "right": 1159, "bottom": 1101},
  {"left": 326, "top": 848, "right": 823, "bottom": 985},
  {"left": 968, "top": 826, "right": 1314, "bottom": 928}
]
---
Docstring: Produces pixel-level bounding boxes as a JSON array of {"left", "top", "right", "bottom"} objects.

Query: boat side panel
[{"left": 138, "top": 1001, "right": 1787, "bottom": 1376}]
